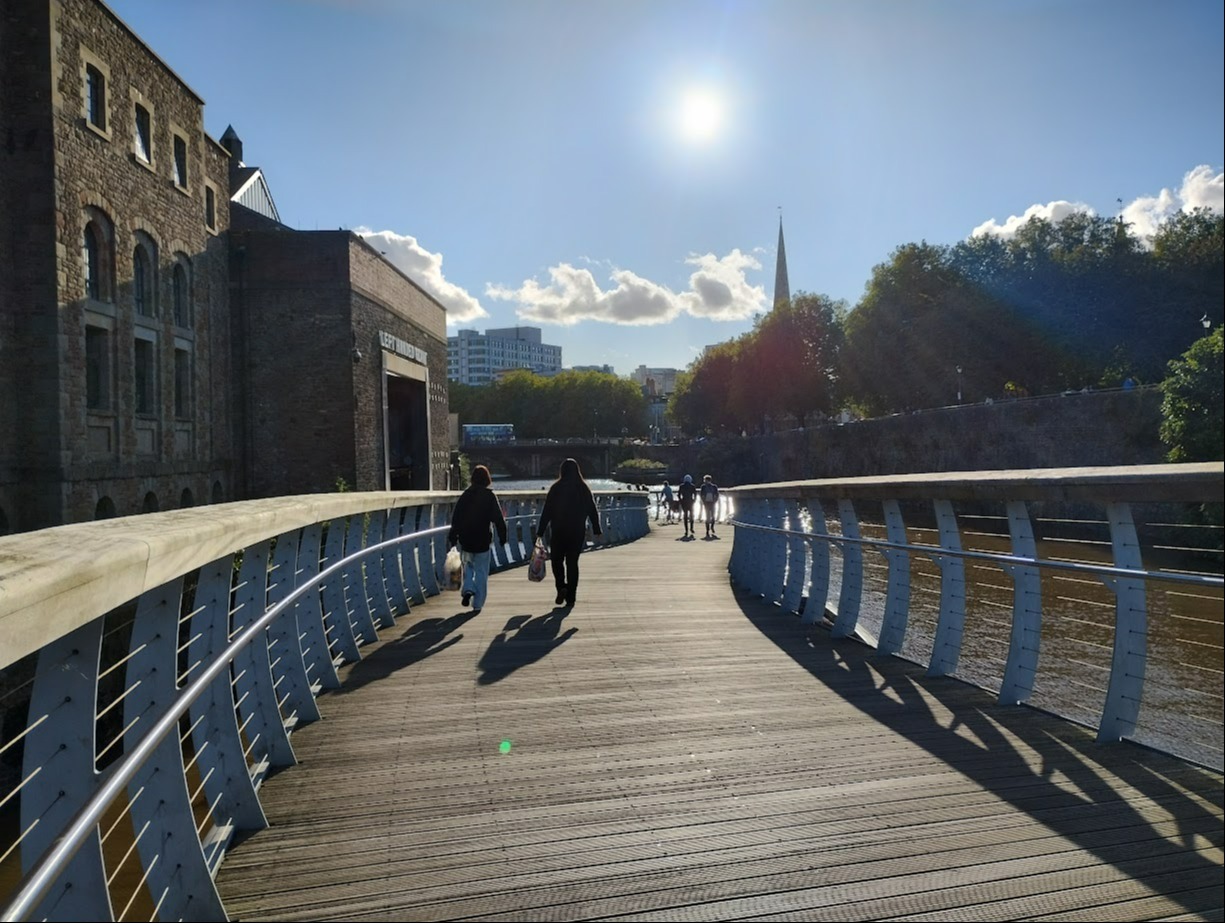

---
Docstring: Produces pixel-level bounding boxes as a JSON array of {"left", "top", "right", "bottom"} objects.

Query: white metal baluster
[
  {"left": 830, "top": 499, "right": 863, "bottom": 639},
  {"left": 124, "top": 576, "right": 228, "bottom": 921},
  {"left": 295, "top": 523, "right": 342, "bottom": 689},
  {"left": 186, "top": 555, "right": 268, "bottom": 861},
  {"left": 803, "top": 499, "right": 832, "bottom": 625},
  {"left": 319, "top": 518, "right": 361, "bottom": 663},
  {"left": 999, "top": 500, "right": 1042, "bottom": 705},
  {"left": 875, "top": 499, "right": 912, "bottom": 655},
  {"left": 781, "top": 500, "right": 807, "bottom": 615},
  {"left": 20, "top": 620, "right": 113, "bottom": 921},
  {"left": 343, "top": 513, "right": 379, "bottom": 644},
  {"left": 231, "top": 540, "right": 295, "bottom": 773},
  {"left": 380, "top": 507, "right": 410, "bottom": 618},
  {"left": 1098, "top": 501, "right": 1148, "bottom": 743},
  {"left": 926, "top": 499, "right": 967, "bottom": 677}
]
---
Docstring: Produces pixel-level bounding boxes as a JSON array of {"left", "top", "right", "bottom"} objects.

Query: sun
[{"left": 678, "top": 87, "right": 724, "bottom": 143}]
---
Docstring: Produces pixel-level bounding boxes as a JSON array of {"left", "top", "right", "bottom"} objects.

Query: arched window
[
  {"left": 82, "top": 208, "right": 115, "bottom": 302},
  {"left": 84, "top": 224, "right": 101, "bottom": 300},
  {"left": 180, "top": 488, "right": 194, "bottom": 509},
  {"left": 211, "top": 481, "right": 224, "bottom": 504},
  {"left": 133, "top": 232, "right": 157, "bottom": 317},
  {"left": 172, "top": 259, "right": 191, "bottom": 327},
  {"left": 0, "top": 504, "right": 9, "bottom": 536},
  {"left": 133, "top": 246, "right": 150, "bottom": 315},
  {"left": 95, "top": 496, "right": 116, "bottom": 520},
  {"left": 142, "top": 491, "right": 159, "bottom": 513}
]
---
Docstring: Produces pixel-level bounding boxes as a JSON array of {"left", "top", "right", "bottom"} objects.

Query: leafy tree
[
  {"left": 448, "top": 369, "right": 646, "bottom": 440},
  {"left": 1159, "top": 326, "right": 1224, "bottom": 463}
]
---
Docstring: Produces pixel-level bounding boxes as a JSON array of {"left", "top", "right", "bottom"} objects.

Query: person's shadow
[
  {"left": 477, "top": 609, "right": 577, "bottom": 685},
  {"left": 336, "top": 610, "right": 478, "bottom": 693}
]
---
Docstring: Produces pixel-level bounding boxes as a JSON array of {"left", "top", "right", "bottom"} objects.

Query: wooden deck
[{"left": 214, "top": 524, "right": 1224, "bottom": 922}]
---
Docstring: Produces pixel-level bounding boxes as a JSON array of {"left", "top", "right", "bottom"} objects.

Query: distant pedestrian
[
  {"left": 447, "top": 465, "right": 508, "bottom": 614},
  {"left": 699, "top": 474, "right": 720, "bottom": 538},
  {"left": 537, "top": 458, "right": 603, "bottom": 607},
  {"left": 659, "top": 479, "right": 675, "bottom": 523},
  {"left": 677, "top": 474, "right": 698, "bottom": 538}
]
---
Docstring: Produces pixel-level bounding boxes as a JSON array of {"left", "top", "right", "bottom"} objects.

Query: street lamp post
[{"left": 956, "top": 365, "right": 963, "bottom": 405}]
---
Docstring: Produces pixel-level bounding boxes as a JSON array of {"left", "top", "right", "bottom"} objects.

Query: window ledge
[
  {"left": 172, "top": 181, "right": 192, "bottom": 197},
  {"left": 83, "top": 119, "right": 111, "bottom": 142},
  {"left": 132, "top": 153, "right": 156, "bottom": 173}
]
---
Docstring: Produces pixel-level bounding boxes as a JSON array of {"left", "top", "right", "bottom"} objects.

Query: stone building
[
  {"left": 0, "top": 0, "right": 234, "bottom": 532},
  {"left": 224, "top": 132, "right": 449, "bottom": 495},
  {"left": 0, "top": 0, "right": 451, "bottom": 533}
]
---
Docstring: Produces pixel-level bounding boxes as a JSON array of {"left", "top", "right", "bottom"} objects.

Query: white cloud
[
  {"left": 487, "top": 249, "right": 766, "bottom": 326},
  {"left": 971, "top": 200, "right": 1096, "bottom": 239},
  {"left": 355, "top": 227, "right": 487, "bottom": 324},
  {"left": 1122, "top": 164, "right": 1224, "bottom": 239},
  {"left": 971, "top": 165, "right": 1224, "bottom": 243}
]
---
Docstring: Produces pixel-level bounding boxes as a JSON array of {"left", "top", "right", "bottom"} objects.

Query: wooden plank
[{"left": 214, "top": 527, "right": 1224, "bottom": 922}]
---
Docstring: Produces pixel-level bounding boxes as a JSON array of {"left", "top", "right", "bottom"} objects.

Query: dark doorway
[{"left": 386, "top": 373, "right": 429, "bottom": 490}]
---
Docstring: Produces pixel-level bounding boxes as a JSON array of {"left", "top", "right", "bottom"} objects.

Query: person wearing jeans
[{"left": 446, "top": 465, "right": 508, "bottom": 613}]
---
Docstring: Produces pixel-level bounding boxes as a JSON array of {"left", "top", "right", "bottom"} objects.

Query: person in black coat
[
  {"left": 447, "top": 465, "right": 508, "bottom": 612},
  {"left": 677, "top": 474, "right": 698, "bottom": 538},
  {"left": 536, "top": 457, "right": 602, "bottom": 607}
]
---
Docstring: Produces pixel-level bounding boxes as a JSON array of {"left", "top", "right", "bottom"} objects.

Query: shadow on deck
[{"left": 214, "top": 525, "right": 1224, "bottom": 922}]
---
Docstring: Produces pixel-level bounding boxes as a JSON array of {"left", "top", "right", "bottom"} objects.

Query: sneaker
[{"left": 462, "top": 591, "right": 472, "bottom": 606}]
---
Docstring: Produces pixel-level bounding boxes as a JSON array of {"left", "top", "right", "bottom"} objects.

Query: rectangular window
[
  {"left": 86, "top": 64, "right": 106, "bottom": 130},
  {"left": 86, "top": 326, "right": 110, "bottom": 409},
  {"left": 134, "top": 337, "right": 155, "bottom": 414},
  {"left": 173, "top": 134, "right": 188, "bottom": 188},
  {"left": 205, "top": 185, "right": 216, "bottom": 229},
  {"left": 134, "top": 104, "right": 151, "bottom": 162},
  {"left": 174, "top": 349, "right": 191, "bottom": 418}
]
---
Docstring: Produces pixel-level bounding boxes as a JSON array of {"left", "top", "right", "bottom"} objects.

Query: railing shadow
[
  {"left": 477, "top": 609, "right": 577, "bottom": 685},
  {"left": 334, "top": 610, "right": 480, "bottom": 694},
  {"left": 732, "top": 585, "right": 1225, "bottom": 917}
]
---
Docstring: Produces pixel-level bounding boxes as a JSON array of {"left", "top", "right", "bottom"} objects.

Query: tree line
[
  {"left": 668, "top": 208, "right": 1222, "bottom": 461},
  {"left": 451, "top": 209, "right": 1222, "bottom": 463},
  {"left": 449, "top": 369, "right": 649, "bottom": 441}
]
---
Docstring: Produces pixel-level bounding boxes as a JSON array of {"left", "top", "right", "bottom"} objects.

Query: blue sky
[{"left": 107, "top": 0, "right": 1224, "bottom": 374}]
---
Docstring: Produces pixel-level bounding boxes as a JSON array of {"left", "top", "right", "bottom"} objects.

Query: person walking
[
  {"left": 699, "top": 474, "right": 720, "bottom": 538},
  {"left": 537, "top": 458, "right": 603, "bottom": 607},
  {"left": 677, "top": 474, "right": 698, "bottom": 538},
  {"left": 446, "top": 464, "right": 508, "bottom": 614},
  {"left": 659, "top": 479, "right": 675, "bottom": 523}
]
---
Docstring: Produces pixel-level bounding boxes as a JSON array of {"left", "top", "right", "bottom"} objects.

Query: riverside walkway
[{"left": 211, "top": 525, "right": 1224, "bottom": 922}]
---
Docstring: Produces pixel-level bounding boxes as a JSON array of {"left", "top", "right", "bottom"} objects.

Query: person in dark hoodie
[
  {"left": 447, "top": 464, "right": 508, "bottom": 613},
  {"left": 536, "top": 457, "right": 603, "bottom": 607}
]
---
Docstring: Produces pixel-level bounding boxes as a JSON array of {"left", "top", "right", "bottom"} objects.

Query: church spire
[{"left": 773, "top": 212, "right": 790, "bottom": 308}]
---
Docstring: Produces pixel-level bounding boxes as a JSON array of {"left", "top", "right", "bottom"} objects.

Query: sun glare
[{"left": 678, "top": 88, "right": 724, "bottom": 143}]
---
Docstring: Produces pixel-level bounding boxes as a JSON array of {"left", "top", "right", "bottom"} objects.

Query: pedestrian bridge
[{"left": 1, "top": 464, "right": 1222, "bottom": 921}]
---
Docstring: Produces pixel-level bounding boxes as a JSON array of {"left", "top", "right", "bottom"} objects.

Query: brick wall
[
  {"left": 235, "top": 230, "right": 450, "bottom": 496},
  {"left": 232, "top": 231, "right": 356, "bottom": 497}
]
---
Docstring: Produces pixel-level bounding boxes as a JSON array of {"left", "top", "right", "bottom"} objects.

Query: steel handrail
[
  {"left": 727, "top": 518, "right": 1225, "bottom": 588},
  {"left": 1, "top": 522, "right": 454, "bottom": 923}
]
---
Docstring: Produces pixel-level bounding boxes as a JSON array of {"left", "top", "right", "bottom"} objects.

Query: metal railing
[
  {"left": 0, "top": 490, "right": 649, "bottom": 922},
  {"left": 725, "top": 463, "right": 1224, "bottom": 770}
]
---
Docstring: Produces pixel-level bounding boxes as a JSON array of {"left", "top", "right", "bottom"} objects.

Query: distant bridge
[{"left": 464, "top": 441, "right": 687, "bottom": 480}]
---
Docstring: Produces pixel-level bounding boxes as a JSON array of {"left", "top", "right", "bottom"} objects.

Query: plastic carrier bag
[
  {"left": 528, "top": 540, "right": 548, "bottom": 582},
  {"left": 444, "top": 547, "right": 463, "bottom": 590}
]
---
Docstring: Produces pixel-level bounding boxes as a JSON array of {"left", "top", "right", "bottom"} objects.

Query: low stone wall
[
  {"left": 626, "top": 388, "right": 1167, "bottom": 487},
  {"left": 761, "top": 387, "right": 1167, "bottom": 483}
]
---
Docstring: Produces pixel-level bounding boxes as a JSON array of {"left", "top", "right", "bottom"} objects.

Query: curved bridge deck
[{"left": 215, "top": 526, "right": 1224, "bottom": 921}]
